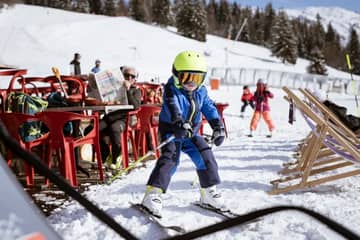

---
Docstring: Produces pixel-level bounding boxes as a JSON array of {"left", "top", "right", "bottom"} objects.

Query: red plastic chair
[
  {"left": 43, "top": 75, "right": 87, "bottom": 104},
  {"left": 136, "top": 105, "right": 161, "bottom": 158},
  {"left": 135, "top": 82, "right": 162, "bottom": 104},
  {"left": 36, "top": 111, "right": 104, "bottom": 186},
  {"left": 120, "top": 109, "right": 140, "bottom": 168},
  {"left": 0, "top": 112, "right": 49, "bottom": 186},
  {"left": 199, "top": 102, "right": 229, "bottom": 137},
  {"left": 1, "top": 69, "right": 27, "bottom": 112}
]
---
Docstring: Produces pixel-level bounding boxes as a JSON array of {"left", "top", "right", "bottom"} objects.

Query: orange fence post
[{"left": 210, "top": 78, "right": 220, "bottom": 90}]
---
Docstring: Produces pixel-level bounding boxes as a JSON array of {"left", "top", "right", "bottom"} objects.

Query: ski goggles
[{"left": 178, "top": 72, "right": 206, "bottom": 86}]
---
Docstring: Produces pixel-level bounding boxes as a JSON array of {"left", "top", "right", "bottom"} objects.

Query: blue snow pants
[{"left": 147, "top": 134, "right": 220, "bottom": 192}]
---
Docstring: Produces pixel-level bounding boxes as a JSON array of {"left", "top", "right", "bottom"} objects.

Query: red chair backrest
[
  {"left": 43, "top": 75, "right": 86, "bottom": 103},
  {"left": 135, "top": 82, "right": 163, "bottom": 104},
  {"left": 0, "top": 112, "right": 48, "bottom": 144},
  {"left": 215, "top": 103, "right": 229, "bottom": 117},
  {"left": 36, "top": 111, "right": 97, "bottom": 147},
  {"left": 17, "top": 77, "right": 54, "bottom": 97},
  {"left": 137, "top": 105, "right": 161, "bottom": 132}
]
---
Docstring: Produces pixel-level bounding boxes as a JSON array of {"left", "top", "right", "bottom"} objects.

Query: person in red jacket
[
  {"left": 249, "top": 79, "right": 275, "bottom": 137},
  {"left": 240, "top": 85, "right": 254, "bottom": 118}
]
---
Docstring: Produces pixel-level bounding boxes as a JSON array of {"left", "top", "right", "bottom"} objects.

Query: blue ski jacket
[{"left": 159, "top": 76, "right": 221, "bottom": 134}]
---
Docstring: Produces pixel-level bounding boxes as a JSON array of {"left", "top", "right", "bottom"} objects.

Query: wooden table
[{"left": 45, "top": 104, "right": 134, "bottom": 114}]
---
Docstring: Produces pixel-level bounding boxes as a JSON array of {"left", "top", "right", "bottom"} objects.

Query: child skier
[
  {"left": 240, "top": 85, "right": 254, "bottom": 118},
  {"left": 249, "top": 79, "right": 275, "bottom": 137},
  {"left": 141, "top": 50, "right": 226, "bottom": 217}
]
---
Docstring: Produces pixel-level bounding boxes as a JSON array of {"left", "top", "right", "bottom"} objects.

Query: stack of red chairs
[{"left": 36, "top": 111, "right": 104, "bottom": 187}]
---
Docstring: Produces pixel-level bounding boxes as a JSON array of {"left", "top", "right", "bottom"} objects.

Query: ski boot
[
  {"left": 142, "top": 186, "right": 163, "bottom": 218},
  {"left": 200, "top": 185, "right": 227, "bottom": 211}
]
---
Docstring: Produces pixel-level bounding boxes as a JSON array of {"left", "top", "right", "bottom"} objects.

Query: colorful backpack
[{"left": 6, "top": 92, "right": 48, "bottom": 142}]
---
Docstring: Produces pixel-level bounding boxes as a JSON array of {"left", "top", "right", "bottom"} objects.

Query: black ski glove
[
  {"left": 208, "top": 119, "right": 225, "bottom": 146},
  {"left": 212, "top": 126, "right": 225, "bottom": 146},
  {"left": 173, "top": 119, "right": 193, "bottom": 139}
]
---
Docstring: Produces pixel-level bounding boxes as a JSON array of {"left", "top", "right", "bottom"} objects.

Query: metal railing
[{"left": 208, "top": 67, "right": 356, "bottom": 94}]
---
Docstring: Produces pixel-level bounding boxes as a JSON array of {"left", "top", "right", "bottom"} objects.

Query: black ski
[
  {"left": 193, "top": 202, "right": 240, "bottom": 218},
  {"left": 193, "top": 202, "right": 262, "bottom": 223},
  {"left": 130, "top": 203, "right": 186, "bottom": 234}
]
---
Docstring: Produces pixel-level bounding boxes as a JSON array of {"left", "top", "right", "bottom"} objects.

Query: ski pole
[
  {"left": 345, "top": 54, "right": 360, "bottom": 116},
  {"left": 51, "top": 66, "right": 69, "bottom": 98},
  {"left": 106, "top": 135, "right": 175, "bottom": 184}
]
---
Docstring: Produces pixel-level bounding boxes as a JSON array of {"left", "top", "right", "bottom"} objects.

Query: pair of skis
[
  {"left": 130, "top": 202, "right": 261, "bottom": 235},
  {"left": 247, "top": 134, "right": 272, "bottom": 138}
]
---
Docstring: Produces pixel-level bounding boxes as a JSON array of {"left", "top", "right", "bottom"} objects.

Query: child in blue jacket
[{"left": 141, "top": 51, "right": 226, "bottom": 217}]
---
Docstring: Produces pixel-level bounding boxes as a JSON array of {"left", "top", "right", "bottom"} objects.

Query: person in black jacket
[
  {"left": 70, "top": 53, "right": 81, "bottom": 75},
  {"left": 99, "top": 66, "right": 142, "bottom": 170},
  {"left": 323, "top": 100, "right": 360, "bottom": 133}
]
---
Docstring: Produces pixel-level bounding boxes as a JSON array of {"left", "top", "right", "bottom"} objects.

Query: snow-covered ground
[
  {"left": 1, "top": 4, "right": 360, "bottom": 240},
  {"left": 45, "top": 86, "right": 359, "bottom": 240}
]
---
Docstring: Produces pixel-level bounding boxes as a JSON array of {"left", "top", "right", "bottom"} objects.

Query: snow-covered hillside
[
  {"left": 0, "top": 4, "right": 356, "bottom": 89},
  {"left": 286, "top": 7, "right": 360, "bottom": 45}
]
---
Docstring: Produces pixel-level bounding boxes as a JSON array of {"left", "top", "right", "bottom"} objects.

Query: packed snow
[{"left": 1, "top": 4, "right": 360, "bottom": 240}]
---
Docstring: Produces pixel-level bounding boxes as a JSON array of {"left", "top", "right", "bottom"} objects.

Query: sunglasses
[
  {"left": 178, "top": 72, "right": 206, "bottom": 86},
  {"left": 124, "top": 73, "right": 137, "bottom": 80}
]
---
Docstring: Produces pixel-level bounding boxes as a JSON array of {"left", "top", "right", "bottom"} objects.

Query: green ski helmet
[{"left": 172, "top": 50, "right": 207, "bottom": 88}]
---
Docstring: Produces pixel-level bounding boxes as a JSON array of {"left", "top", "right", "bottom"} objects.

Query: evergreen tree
[
  {"left": 313, "top": 14, "right": 326, "bottom": 50},
  {"left": 307, "top": 46, "right": 328, "bottom": 75},
  {"left": 88, "top": 0, "right": 102, "bottom": 14},
  {"left": 143, "top": 0, "right": 153, "bottom": 23},
  {"left": 50, "top": 0, "right": 69, "bottom": 9},
  {"left": 230, "top": 2, "right": 241, "bottom": 40},
  {"left": 175, "top": 0, "right": 207, "bottom": 42},
  {"left": 206, "top": 0, "right": 218, "bottom": 34},
  {"left": 117, "top": 0, "right": 128, "bottom": 16},
  {"left": 71, "top": 0, "right": 90, "bottom": 13},
  {"left": 250, "top": 7, "right": 263, "bottom": 45},
  {"left": 324, "top": 22, "right": 343, "bottom": 69},
  {"left": 270, "top": 11, "right": 297, "bottom": 64},
  {"left": 217, "top": 0, "right": 231, "bottom": 37},
  {"left": 346, "top": 27, "right": 360, "bottom": 75},
  {"left": 238, "top": 7, "right": 251, "bottom": 42},
  {"left": 129, "top": 0, "right": 146, "bottom": 22},
  {"left": 262, "top": 3, "right": 276, "bottom": 46},
  {"left": 152, "top": 0, "right": 171, "bottom": 26},
  {"left": 104, "top": 0, "right": 116, "bottom": 16},
  {"left": 291, "top": 18, "right": 308, "bottom": 58},
  {"left": 0, "top": 0, "right": 18, "bottom": 8}
]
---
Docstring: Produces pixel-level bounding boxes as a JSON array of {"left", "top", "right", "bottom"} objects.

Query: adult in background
[
  {"left": 141, "top": 50, "right": 226, "bottom": 218},
  {"left": 69, "top": 53, "right": 81, "bottom": 76},
  {"left": 249, "top": 79, "right": 275, "bottom": 137},
  {"left": 91, "top": 59, "right": 101, "bottom": 74},
  {"left": 99, "top": 66, "right": 142, "bottom": 170}
]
